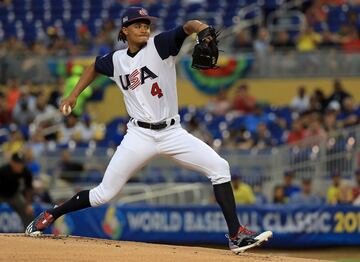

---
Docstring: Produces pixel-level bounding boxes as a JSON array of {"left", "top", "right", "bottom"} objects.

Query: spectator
[
  {"left": 77, "top": 24, "right": 93, "bottom": 54},
  {"left": 243, "top": 104, "right": 270, "bottom": 133},
  {"left": 304, "top": 94, "right": 323, "bottom": 115},
  {"left": 6, "top": 78, "right": 21, "bottom": 113},
  {"left": 185, "top": 116, "right": 213, "bottom": 145},
  {"left": 48, "top": 77, "right": 65, "bottom": 108},
  {"left": 231, "top": 175, "right": 255, "bottom": 205},
  {"left": 12, "top": 86, "right": 36, "bottom": 126},
  {"left": 303, "top": 116, "right": 327, "bottom": 141},
  {"left": 327, "top": 79, "right": 351, "bottom": 110},
  {"left": 305, "top": 0, "right": 328, "bottom": 27},
  {"left": 273, "top": 31, "right": 294, "bottom": 51},
  {"left": 287, "top": 119, "right": 305, "bottom": 144},
  {"left": 232, "top": 84, "right": 256, "bottom": 114},
  {"left": 341, "top": 26, "right": 360, "bottom": 53},
  {"left": 49, "top": 36, "right": 73, "bottom": 57},
  {"left": 352, "top": 169, "right": 360, "bottom": 205},
  {"left": 0, "top": 152, "right": 34, "bottom": 228},
  {"left": 222, "top": 128, "right": 253, "bottom": 150},
  {"left": 205, "top": 89, "right": 231, "bottom": 116},
  {"left": 273, "top": 185, "right": 287, "bottom": 204},
  {"left": 288, "top": 178, "right": 323, "bottom": 205},
  {"left": 57, "top": 113, "right": 83, "bottom": 145},
  {"left": 26, "top": 132, "right": 46, "bottom": 159},
  {"left": 77, "top": 114, "right": 105, "bottom": 143},
  {"left": 54, "top": 149, "right": 85, "bottom": 184},
  {"left": 253, "top": 27, "right": 272, "bottom": 75},
  {"left": 54, "top": 149, "right": 102, "bottom": 184},
  {"left": 22, "top": 42, "right": 51, "bottom": 84},
  {"left": 313, "top": 88, "right": 328, "bottom": 112},
  {"left": 337, "top": 97, "right": 359, "bottom": 127},
  {"left": 2, "top": 124, "right": 25, "bottom": 159},
  {"left": 323, "top": 109, "right": 339, "bottom": 135},
  {"left": 0, "top": 91, "right": 12, "bottom": 125},
  {"left": 296, "top": 25, "right": 322, "bottom": 52},
  {"left": 31, "top": 92, "right": 62, "bottom": 141},
  {"left": 24, "top": 147, "right": 41, "bottom": 178},
  {"left": 231, "top": 29, "right": 253, "bottom": 52},
  {"left": 282, "top": 170, "right": 301, "bottom": 198},
  {"left": 45, "top": 26, "right": 60, "bottom": 50},
  {"left": 253, "top": 27, "right": 272, "bottom": 58},
  {"left": 252, "top": 122, "right": 275, "bottom": 149},
  {"left": 32, "top": 179, "right": 52, "bottom": 205},
  {"left": 64, "top": 65, "right": 93, "bottom": 117},
  {"left": 253, "top": 182, "right": 267, "bottom": 204},
  {"left": 320, "top": 29, "right": 339, "bottom": 48},
  {"left": 290, "top": 86, "right": 309, "bottom": 113},
  {"left": 327, "top": 170, "right": 353, "bottom": 205}
]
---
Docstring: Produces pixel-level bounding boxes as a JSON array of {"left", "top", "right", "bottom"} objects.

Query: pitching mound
[{"left": 0, "top": 234, "right": 325, "bottom": 262}]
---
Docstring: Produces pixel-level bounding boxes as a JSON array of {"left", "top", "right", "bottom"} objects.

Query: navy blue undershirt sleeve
[
  {"left": 95, "top": 51, "right": 115, "bottom": 77},
  {"left": 154, "top": 26, "right": 189, "bottom": 60}
]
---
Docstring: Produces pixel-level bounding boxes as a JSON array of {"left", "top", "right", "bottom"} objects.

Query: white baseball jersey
[{"left": 95, "top": 27, "right": 188, "bottom": 123}]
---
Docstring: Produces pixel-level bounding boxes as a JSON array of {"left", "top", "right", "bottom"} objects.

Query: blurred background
[{"left": 1, "top": 0, "right": 360, "bottom": 258}]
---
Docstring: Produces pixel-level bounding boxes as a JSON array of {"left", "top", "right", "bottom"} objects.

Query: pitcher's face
[{"left": 123, "top": 21, "right": 150, "bottom": 47}]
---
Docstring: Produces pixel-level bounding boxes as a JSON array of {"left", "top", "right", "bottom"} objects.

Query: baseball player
[{"left": 25, "top": 6, "right": 272, "bottom": 254}]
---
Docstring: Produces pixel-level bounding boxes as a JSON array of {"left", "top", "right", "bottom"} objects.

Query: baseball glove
[{"left": 191, "top": 26, "right": 219, "bottom": 70}]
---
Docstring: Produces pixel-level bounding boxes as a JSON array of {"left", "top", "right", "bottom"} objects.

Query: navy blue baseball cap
[{"left": 121, "top": 7, "right": 157, "bottom": 27}]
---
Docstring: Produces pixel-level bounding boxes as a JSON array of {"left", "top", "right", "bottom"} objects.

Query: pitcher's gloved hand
[{"left": 191, "top": 26, "right": 220, "bottom": 70}]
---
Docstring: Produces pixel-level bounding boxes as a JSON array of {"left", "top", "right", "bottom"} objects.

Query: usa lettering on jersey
[{"left": 119, "top": 66, "right": 158, "bottom": 90}]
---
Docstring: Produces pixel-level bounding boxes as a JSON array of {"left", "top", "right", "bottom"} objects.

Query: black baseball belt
[{"left": 130, "top": 117, "right": 176, "bottom": 130}]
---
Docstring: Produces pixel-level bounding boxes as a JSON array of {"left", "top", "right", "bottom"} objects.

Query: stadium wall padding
[{"left": 2, "top": 203, "right": 360, "bottom": 248}]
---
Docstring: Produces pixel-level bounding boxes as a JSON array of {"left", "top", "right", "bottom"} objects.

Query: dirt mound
[{"left": 0, "top": 234, "right": 326, "bottom": 262}]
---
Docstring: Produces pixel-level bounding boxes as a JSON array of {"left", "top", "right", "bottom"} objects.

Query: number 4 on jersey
[{"left": 151, "top": 82, "right": 163, "bottom": 98}]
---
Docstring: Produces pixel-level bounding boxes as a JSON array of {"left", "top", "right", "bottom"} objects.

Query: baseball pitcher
[{"left": 25, "top": 6, "right": 272, "bottom": 254}]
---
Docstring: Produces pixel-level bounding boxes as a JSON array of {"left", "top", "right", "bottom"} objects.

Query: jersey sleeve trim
[
  {"left": 95, "top": 51, "right": 116, "bottom": 77},
  {"left": 154, "top": 26, "right": 188, "bottom": 60}
]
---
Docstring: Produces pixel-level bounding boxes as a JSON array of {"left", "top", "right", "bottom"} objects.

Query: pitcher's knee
[
  {"left": 89, "top": 184, "right": 115, "bottom": 207},
  {"left": 209, "top": 158, "right": 231, "bottom": 185},
  {"left": 212, "top": 157, "right": 230, "bottom": 173}
]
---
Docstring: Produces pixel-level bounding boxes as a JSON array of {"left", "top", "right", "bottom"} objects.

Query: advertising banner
[{"left": 1, "top": 204, "right": 360, "bottom": 247}]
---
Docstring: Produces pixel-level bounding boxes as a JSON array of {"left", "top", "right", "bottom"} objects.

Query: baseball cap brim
[{"left": 122, "top": 16, "right": 157, "bottom": 27}]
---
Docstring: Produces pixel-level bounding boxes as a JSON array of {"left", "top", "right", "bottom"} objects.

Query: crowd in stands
[
  {"left": 0, "top": 74, "right": 359, "bottom": 216},
  {"left": 2, "top": 1, "right": 360, "bottom": 83},
  {"left": 192, "top": 78, "right": 358, "bottom": 151},
  {"left": 232, "top": 168, "right": 360, "bottom": 206},
  {"left": 233, "top": 0, "right": 360, "bottom": 54}
]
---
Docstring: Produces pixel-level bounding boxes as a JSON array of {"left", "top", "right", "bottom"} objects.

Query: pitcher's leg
[
  {"left": 49, "top": 127, "right": 158, "bottom": 219},
  {"left": 89, "top": 139, "right": 157, "bottom": 206},
  {"left": 26, "top": 126, "right": 158, "bottom": 236},
  {"left": 160, "top": 129, "right": 230, "bottom": 184},
  {"left": 160, "top": 128, "right": 240, "bottom": 237}
]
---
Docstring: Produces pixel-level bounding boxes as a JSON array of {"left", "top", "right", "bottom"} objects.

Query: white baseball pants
[{"left": 89, "top": 121, "right": 230, "bottom": 207}]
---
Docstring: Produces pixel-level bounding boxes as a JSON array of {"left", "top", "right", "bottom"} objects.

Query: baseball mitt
[{"left": 191, "top": 26, "right": 219, "bottom": 70}]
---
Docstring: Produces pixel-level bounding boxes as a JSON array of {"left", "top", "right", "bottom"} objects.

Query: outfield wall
[{"left": 2, "top": 204, "right": 360, "bottom": 248}]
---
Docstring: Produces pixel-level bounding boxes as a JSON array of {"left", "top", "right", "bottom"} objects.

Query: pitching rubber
[{"left": 232, "top": 231, "right": 273, "bottom": 255}]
